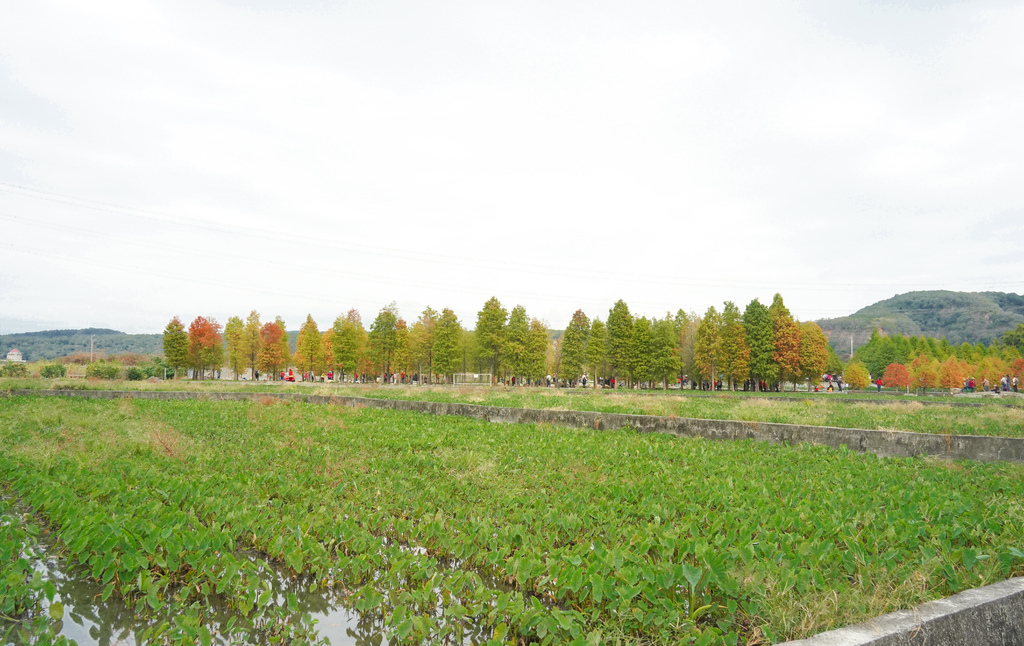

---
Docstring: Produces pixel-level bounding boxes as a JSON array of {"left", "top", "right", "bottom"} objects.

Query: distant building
[{"left": 5, "top": 348, "right": 25, "bottom": 362}]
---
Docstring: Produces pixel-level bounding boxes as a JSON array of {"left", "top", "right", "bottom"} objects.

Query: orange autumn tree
[
  {"left": 881, "top": 362, "right": 911, "bottom": 392},
  {"left": 188, "top": 316, "right": 223, "bottom": 380},
  {"left": 938, "top": 355, "right": 966, "bottom": 392},
  {"left": 258, "top": 319, "right": 290, "bottom": 379},
  {"left": 769, "top": 294, "right": 801, "bottom": 390}
]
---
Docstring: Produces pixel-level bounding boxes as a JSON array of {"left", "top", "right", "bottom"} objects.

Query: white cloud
[{"left": 1, "top": 0, "right": 1022, "bottom": 333}]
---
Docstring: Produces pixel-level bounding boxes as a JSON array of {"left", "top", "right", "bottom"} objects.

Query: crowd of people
[{"left": 964, "top": 374, "right": 1019, "bottom": 393}]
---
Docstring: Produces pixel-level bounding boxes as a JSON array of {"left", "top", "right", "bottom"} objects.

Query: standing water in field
[{"left": 2, "top": 516, "right": 492, "bottom": 646}]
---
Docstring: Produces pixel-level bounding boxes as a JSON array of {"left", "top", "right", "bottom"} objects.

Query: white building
[{"left": 5, "top": 348, "right": 25, "bottom": 362}]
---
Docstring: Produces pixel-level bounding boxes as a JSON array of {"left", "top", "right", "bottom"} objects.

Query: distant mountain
[
  {"left": 817, "top": 290, "right": 1024, "bottom": 359},
  {"left": 0, "top": 329, "right": 163, "bottom": 362}
]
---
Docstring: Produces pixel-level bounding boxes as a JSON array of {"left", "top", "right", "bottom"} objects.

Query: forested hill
[
  {"left": 0, "top": 329, "right": 163, "bottom": 361},
  {"left": 817, "top": 290, "right": 1024, "bottom": 357}
]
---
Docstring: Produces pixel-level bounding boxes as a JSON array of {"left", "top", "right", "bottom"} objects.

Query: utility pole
[{"left": 90, "top": 335, "right": 95, "bottom": 363}]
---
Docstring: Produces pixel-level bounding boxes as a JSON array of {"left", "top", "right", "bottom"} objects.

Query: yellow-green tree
[
  {"left": 844, "top": 361, "right": 870, "bottom": 390},
  {"left": 433, "top": 308, "right": 463, "bottom": 382},
  {"left": 332, "top": 309, "right": 366, "bottom": 381},
  {"left": 798, "top": 321, "right": 830, "bottom": 389},
  {"left": 394, "top": 318, "right": 410, "bottom": 379},
  {"left": 162, "top": 316, "right": 189, "bottom": 379},
  {"left": 224, "top": 316, "right": 245, "bottom": 380},
  {"left": 527, "top": 318, "right": 549, "bottom": 383},
  {"left": 409, "top": 307, "right": 438, "bottom": 383},
  {"left": 693, "top": 306, "right": 722, "bottom": 388},
  {"left": 243, "top": 310, "right": 262, "bottom": 379},
  {"left": 296, "top": 314, "right": 327, "bottom": 375}
]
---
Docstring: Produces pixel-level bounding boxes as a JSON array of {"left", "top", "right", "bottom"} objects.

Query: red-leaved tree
[
  {"left": 881, "top": 362, "right": 911, "bottom": 392},
  {"left": 188, "top": 316, "right": 223, "bottom": 380}
]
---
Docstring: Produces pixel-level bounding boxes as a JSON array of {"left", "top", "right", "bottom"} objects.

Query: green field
[{"left": 3, "top": 395, "right": 1024, "bottom": 644}]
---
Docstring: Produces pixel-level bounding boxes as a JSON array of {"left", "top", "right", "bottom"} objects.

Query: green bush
[
  {"left": 126, "top": 367, "right": 144, "bottom": 381},
  {"left": 0, "top": 363, "right": 28, "bottom": 378},
  {"left": 40, "top": 363, "right": 67, "bottom": 379},
  {"left": 85, "top": 361, "right": 121, "bottom": 380}
]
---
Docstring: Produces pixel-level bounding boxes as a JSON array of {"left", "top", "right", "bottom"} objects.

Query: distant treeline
[
  {"left": 1, "top": 329, "right": 163, "bottom": 361},
  {"left": 817, "top": 290, "right": 1024, "bottom": 356},
  {"left": 163, "top": 294, "right": 851, "bottom": 390}
]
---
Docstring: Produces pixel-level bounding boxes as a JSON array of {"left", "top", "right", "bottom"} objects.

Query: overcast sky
[{"left": 2, "top": 0, "right": 1022, "bottom": 335}]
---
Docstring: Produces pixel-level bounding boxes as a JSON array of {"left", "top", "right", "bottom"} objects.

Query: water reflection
[{"left": 6, "top": 551, "right": 494, "bottom": 646}]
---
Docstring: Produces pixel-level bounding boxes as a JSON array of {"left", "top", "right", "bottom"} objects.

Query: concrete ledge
[
  {"left": 8, "top": 389, "right": 1024, "bottom": 463},
  {"left": 781, "top": 576, "right": 1024, "bottom": 645}
]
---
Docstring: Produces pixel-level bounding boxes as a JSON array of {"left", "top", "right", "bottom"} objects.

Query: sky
[{"left": 2, "top": 0, "right": 1023, "bottom": 335}]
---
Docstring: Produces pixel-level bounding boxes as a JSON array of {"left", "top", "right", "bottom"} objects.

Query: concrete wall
[
  {"left": 781, "top": 576, "right": 1024, "bottom": 645},
  {"left": 10, "top": 389, "right": 1024, "bottom": 463}
]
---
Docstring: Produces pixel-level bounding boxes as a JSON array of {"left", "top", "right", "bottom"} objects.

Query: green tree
[
  {"left": 224, "top": 316, "right": 245, "bottom": 380},
  {"left": 693, "top": 306, "right": 722, "bottom": 388},
  {"left": 296, "top": 315, "right": 327, "bottom": 375},
  {"left": 433, "top": 308, "right": 463, "bottom": 382},
  {"left": 243, "top": 310, "right": 262, "bottom": 380},
  {"left": 41, "top": 363, "right": 67, "bottom": 378},
  {"left": 162, "top": 316, "right": 189, "bottom": 379},
  {"left": 629, "top": 317, "right": 654, "bottom": 387},
  {"left": 560, "top": 310, "right": 590, "bottom": 385},
  {"left": 368, "top": 302, "right": 400, "bottom": 380},
  {"left": 743, "top": 299, "right": 775, "bottom": 388},
  {"left": 859, "top": 330, "right": 897, "bottom": 382},
  {"left": 475, "top": 297, "right": 507, "bottom": 381},
  {"left": 607, "top": 300, "right": 634, "bottom": 385},
  {"left": 1002, "top": 323, "right": 1024, "bottom": 352},
  {"left": 651, "top": 314, "right": 680, "bottom": 389},
  {"left": 770, "top": 294, "right": 801, "bottom": 390},
  {"left": 719, "top": 302, "right": 749, "bottom": 390},
  {"left": 585, "top": 318, "right": 607, "bottom": 387},
  {"left": 504, "top": 305, "right": 531, "bottom": 383}
]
